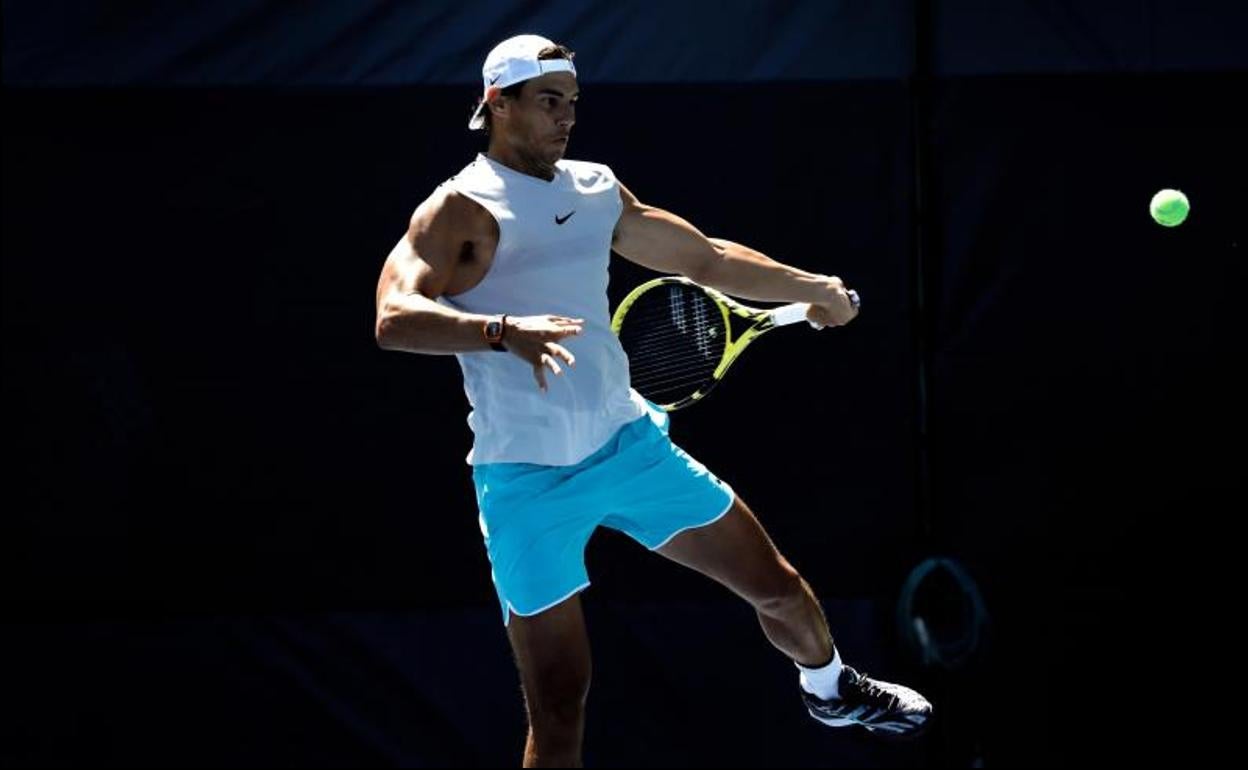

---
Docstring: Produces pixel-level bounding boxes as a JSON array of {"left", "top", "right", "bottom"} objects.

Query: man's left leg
[
  {"left": 656, "top": 494, "right": 932, "bottom": 738},
  {"left": 655, "top": 494, "right": 833, "bottom": 666}
]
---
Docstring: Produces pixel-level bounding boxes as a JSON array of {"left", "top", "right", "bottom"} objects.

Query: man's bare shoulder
[{"left": 410, "top": 185, "right": 495, "bottom": 240}]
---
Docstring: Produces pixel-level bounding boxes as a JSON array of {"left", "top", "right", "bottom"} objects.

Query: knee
[
  {"left": 526, "top": 667, "right": 590, "bottom": 735},
  {"left": 751, "top": 563, "right": 808, "bottom": 615}
]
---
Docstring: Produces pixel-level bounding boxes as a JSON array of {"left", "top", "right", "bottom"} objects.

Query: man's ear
[{"left": 485, "top": 85, "right": 505, "bottom": 120}]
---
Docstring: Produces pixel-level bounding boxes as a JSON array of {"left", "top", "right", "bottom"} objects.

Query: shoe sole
[{"left": 806, "top": 707, "right": 933, "bottom": 741}]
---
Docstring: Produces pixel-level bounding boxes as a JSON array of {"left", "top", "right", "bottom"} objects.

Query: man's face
[{"left": 494, "top": 72, "right": 579, "bottom": 164}]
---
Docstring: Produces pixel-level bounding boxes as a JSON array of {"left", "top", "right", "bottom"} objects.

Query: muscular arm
[
  {"left": 700, "top": 237, "right": 834, "bottom": 304},
  {"left": 374, "top": 189, "right": 500, "bottom": 354},
  {"left": 374, "top": 188, "right": 583, "bottom": 388},
  {"left": 611, "top": 182, "right": 857, "bottom": 322}
]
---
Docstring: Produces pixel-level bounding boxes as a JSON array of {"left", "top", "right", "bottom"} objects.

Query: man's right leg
[{"left": 506, "top": 593, "right": 592, "bottom": 768}]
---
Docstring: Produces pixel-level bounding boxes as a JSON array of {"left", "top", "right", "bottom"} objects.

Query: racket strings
[
  {"left": 633, "top": 368, "right": 721, "bottom": 395},
  {"left": 618, "top": 286, "right": 727, "bottom": 402},
  {"left": 633, "top": 364, "right": 720, "bottom": 398}
]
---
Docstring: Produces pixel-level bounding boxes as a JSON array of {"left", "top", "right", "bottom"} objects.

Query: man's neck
[{"left": 486, "top": 143, "right": 557, "bottom": 182}]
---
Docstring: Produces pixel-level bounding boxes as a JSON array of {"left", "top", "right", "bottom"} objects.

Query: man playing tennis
[{"left": 375, "top": 34, "right": 931, "bottom": 767}]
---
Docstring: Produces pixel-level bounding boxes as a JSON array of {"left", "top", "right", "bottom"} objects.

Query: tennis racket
[{"left": 610, "top": 276, "right": 859, "bottom": 411}]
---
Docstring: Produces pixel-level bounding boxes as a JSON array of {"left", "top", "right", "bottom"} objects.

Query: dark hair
[{"left": 475, "top": 44, "right": 576, "bottom": 133}]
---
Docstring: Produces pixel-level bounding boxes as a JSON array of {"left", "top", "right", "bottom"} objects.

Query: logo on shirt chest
[{"left": 555, "top": 210, "right": 576, "bottom": 225}]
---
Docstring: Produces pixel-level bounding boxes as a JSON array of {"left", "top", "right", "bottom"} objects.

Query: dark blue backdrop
[{"left": 6, "top": 1, "right": 1247, "bottom": 766}]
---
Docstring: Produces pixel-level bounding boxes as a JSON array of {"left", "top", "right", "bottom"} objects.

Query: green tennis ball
[{"left": 1150, "top": 189, "right": 1190, "bottom": 227}]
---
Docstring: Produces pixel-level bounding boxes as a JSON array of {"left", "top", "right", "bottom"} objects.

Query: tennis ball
[{"left": 1150, "top": 189, "right": 1189, "bottom": 227}]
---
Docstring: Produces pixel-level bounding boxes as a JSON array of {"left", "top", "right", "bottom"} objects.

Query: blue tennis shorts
[{"left": 472, "top": 401, "right": 735, "bottom": 625}]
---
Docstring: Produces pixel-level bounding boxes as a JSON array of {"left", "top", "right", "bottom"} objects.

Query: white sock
[{"left": 797, "top": 647, "right": 843, "bottom": 700}]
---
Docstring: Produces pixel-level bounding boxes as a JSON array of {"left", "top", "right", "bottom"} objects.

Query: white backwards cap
[{"left": 468, "top": 34, "right": 577, "bottom": 130}]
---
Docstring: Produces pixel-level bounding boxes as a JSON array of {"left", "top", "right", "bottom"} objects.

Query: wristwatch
[{"left": 483, "top": 315, "right": 508, "bottom": 351}]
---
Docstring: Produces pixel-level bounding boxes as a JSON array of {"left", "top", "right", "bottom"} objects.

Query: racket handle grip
[
  {"left": 772, "top": 290, "right": 859, "bottom": 330},
  {"left": 771, "top": 302, "right": 813, "bottom": 328}
]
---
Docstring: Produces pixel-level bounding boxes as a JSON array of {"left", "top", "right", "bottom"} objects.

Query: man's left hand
[{"left": 806, "top": 276, "right": 860, "bottom": 328}]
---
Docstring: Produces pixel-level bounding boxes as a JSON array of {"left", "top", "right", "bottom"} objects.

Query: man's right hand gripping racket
[{"left": 610, "top": 276, "right": 859, "bottom": 412}]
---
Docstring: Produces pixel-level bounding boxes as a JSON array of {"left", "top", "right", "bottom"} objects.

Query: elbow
[
  {"left": 375, "top": 314, "right": 397, "bottom": 350},
  {"left": 690, "top": 250, "right": 724, "bottom": 286}
]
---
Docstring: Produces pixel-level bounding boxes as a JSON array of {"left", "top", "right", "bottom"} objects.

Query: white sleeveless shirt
[{"left": 438, "top": 153, "right": 647, "bottom": 466}]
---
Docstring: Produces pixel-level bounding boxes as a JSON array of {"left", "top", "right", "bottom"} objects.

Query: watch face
[{"left": 486, "top": 321, "right": 502, "bottom": 339}]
